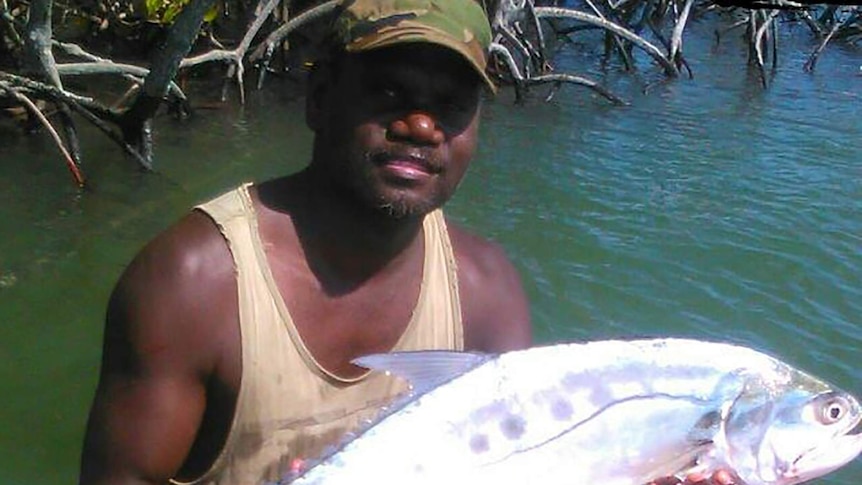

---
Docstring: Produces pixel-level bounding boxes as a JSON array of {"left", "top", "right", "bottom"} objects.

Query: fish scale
[{"left": 281, "top": 339, "right": 862, "bottom": 485}]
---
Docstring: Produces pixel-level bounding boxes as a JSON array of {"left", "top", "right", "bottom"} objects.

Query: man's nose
[{"left": 388, "top": 112, "right": 445, "bottom": 145}]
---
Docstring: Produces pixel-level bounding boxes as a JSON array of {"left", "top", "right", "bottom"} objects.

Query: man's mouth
[{"left": 374, "top": 152, "right": 440, "bottom": 181}]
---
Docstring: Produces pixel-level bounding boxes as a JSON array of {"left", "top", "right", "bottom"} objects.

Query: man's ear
[{"left": 305, "top": 63, "right": 331, "bottom": 132}]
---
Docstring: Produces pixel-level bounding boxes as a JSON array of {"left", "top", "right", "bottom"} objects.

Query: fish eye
[{"left": 818, "top": 397, "right": 848, "bottom": 425}]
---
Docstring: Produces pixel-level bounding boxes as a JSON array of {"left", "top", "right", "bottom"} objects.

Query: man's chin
[
  {"left": 374, "top": 200, "right": 432, "bottom": 220},
  {"left": 372, "top": 193, "right": 443, "bottom": 220}
]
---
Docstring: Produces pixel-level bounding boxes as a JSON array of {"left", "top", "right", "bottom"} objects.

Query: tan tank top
[{"left": 174, "top": 183, "right": 463, "bottom": 484}]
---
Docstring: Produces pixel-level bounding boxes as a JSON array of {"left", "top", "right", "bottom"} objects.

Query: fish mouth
[
  {"left": 846, "top": 418, "right": 862, "bottom": 436},
  {"left": 786, "top": 431, "right": 862, "bottom": 482}
]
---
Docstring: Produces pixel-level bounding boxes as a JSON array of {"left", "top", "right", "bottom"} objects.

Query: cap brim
[{"left": 346, "top": 26, "right": 497, "bottom": 94}]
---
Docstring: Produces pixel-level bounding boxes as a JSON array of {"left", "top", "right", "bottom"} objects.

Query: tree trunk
[
  {"left": 120, "top": 0, "right": 217, "bottom": 168},
  {"left": 23, "top": 0, "right": 83, "bottom": 177}
]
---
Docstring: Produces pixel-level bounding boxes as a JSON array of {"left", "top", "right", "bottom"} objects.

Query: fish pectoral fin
[
  {"left": 687, "top": 409, "right": 722, "bottom": 443},
  {"left": 353, "top": 350, "right": 492, "bottom": 396},
  {"left": 641, "top": 446, "right": 711, "bottom": 485},
  {"left": 669, "top": 437, "right": 734, "bottom": 485}
]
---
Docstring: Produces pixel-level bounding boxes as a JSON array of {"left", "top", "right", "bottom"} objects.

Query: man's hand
[{"left": 651, "top": 469, "right": 737, "bottom": 485}]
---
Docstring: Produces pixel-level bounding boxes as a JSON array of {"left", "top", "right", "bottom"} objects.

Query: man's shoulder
[
  {"left": 443, "top": 216, "right": 532, "bottom": 352},
  {"left": 128, "top": 209, "right": 233, "bottom": 286},
  {"left": 442, "top": 216, "right": 508, "bottom": 272},
  {"left": 107, "top": 210, "right": 238, "bottom": 366}
]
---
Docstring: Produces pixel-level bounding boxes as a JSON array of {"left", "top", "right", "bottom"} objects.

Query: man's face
[{"left": 310, "top": 43, "right": 483, "bottom": 219}]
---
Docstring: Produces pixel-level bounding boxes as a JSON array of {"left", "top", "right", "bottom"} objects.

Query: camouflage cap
[{"left": 334, "top": 0, "right": 496, "bottom": 92}]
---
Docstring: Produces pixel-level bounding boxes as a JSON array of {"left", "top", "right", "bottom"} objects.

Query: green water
[{"left": 1, "top": 19, "right": 860, "bottom": 484}]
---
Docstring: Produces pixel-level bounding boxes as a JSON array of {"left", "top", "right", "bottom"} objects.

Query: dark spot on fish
[
  {"left": 469, "top": 433, "right": 490, "bottom": 454},
  {"left": 584, "top": 379, "right": 615, "bottom": 406},
  {"left": 500, "top": 415, "right": 526, "bottom": 440},
  {"left": 561, "top": 372, "right": 583, "bottom": 392},
  {"left": 551, "top": 399, "right": 573, "bottom": 421},
  {"left": 563, "top": 371, "right": 617, "bottom": 405},
  {"left": 470, "top": 400, "right": 511, "bottom": 425}
]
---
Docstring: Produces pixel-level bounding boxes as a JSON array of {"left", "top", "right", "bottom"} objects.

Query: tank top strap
[
  {"left": 194, "top": 182, "right": 260, "bottom": 273},
  {"left": 395, "top": 209, "right": 464, "bottom": 351},
  {"left": 194, "top": 183, "right": 273, "bottom": 377}
]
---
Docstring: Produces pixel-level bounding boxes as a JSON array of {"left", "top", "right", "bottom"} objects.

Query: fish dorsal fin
[{"left": 353, "top": 350, "right": 492, "bottom": 396}]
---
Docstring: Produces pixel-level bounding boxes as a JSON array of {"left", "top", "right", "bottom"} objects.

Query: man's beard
[
  {"left": 374, "top": 194, "right": 436, "bottom": 219},
  {"left": 346, "top": 150, "right": 448, "bottom": 220}
]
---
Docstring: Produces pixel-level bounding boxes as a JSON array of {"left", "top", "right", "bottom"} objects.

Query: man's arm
[
  {"left": 80, "top": 213, "right": 238, "bottom": 484},
  {"left": 447, "top": 223, "right": 532, "bottom": 353}
]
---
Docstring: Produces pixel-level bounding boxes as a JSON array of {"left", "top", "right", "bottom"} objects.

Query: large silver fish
[{"left": 283, "top": 338, "right": 862, "bottom": 485}]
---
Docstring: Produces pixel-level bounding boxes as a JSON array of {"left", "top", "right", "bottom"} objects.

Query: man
[
  {"left": 79, "top": 0, "right": 735, "bottom": 483},
  {"left": 79, "top": 0, "right": 531, "bottom": 483}
]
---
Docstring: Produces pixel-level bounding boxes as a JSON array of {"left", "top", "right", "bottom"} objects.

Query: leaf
[
  {"left": 144, "top": 0, "right": 166, "bottom": 20},
  {"left": 203, "top": 2, "right": 220, "bottom": 23},
  {"left": 162, "top": 1, "right": 184, "bottom": 24}
]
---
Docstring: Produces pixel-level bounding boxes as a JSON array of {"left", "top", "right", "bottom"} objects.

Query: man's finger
[
  {"left": 710, "top": 469, "right": 737, "bottom": 484},
  {"left": 683, "top": 469, "right": 737, "bottom": 485}
]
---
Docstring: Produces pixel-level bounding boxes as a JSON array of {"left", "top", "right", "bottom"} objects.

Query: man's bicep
[
  {"left": 80, "top": 364, "right": 206, "bottom": 484},
  {"left": 80, "top": 262, "right": 208, "bottom": 484}
]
